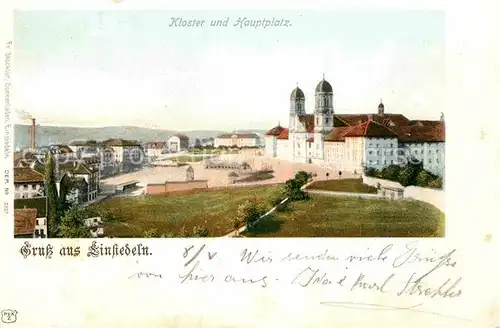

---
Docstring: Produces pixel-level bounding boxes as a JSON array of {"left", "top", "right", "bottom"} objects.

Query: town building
[
  {"left": 55, "top": 161, "right": 99, "bottom": 202},
  {"left": 14, "top": 167, "right": 45, "bottom": 199},
  {"left": 168, "top": 134, "right": 189, "bottom": 152},
  {"left": 103, "top": 138, "right": 144, "bottom": 173},
  {"left": 145, "top": 141, "right": 167, "bottom": 158},
  {"left": 214, "top": 132, "right": 261, "bottom": 148},
  {"left": 14, "top": 197, "right": 48, "bottom": 238},
  {"left": 265, "top": 76, "right": 445, "bottom": 177}
]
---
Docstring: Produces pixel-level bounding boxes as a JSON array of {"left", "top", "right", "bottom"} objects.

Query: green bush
[
  {"left": 379, "top": 165, "right": 401, "bottom": 181},
  {"left": 237, "top": 200, "right": 267, "bottom": 227},
  {"left": 268, "top": 188, "right": 287, "bottom": 207},
  {"left": 416, "top": 170, "right": 433, "bottom": 187},
  {"left": 364, "top": 167, "right": 379, "bottom": 177},
  {"left": 428, "top": 177, "right": 443, "bottom": 189}
]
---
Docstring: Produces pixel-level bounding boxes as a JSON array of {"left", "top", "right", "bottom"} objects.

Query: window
[
  {"left": 390, "top": 144, "right": 393, "bottom": 147},
  {"left": 297, "top": 143, "right": 300, "bottom": 148},
  {"left": 429, "top": 159, "right": 432, "bottom": 163},
  {"left": 390, "top": 150, "right": 393, "bottom": 156},
  {"left": 376, "top": 144, "right": 379, "bottom": 148},
  {"left": 436, "top": 158, "right": 440, "bottom": 163},
  {"left": 36, "top": 219, "right": 39, "bottom": 225},
  {"left": 23, "top": 184, "right": 28, "bottom": 189},
  {"left": 368, "top": 151, "right": 373, "bottom": 155},
  {"left": 32, "top": 184, "right": 37, "bottom": 189},
  {"left": 377, "top": 150, "right": 381, "bottom": 155},
  {"left": 391, "top": 160, "right": 394, "bottom": 164},
  {"left": 429, "top": 149, "right": 432, "bottom": 154}
]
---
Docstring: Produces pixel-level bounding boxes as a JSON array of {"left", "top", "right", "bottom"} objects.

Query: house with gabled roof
[
  {"left": 55, "top": 161, "right": 99, "bottom": 202},
  {"left": 14, "top": 197, "right": 48, "bottom": 238},
  {"left": 14, "top": 167, "right": 45, "bottom": 199},
  {"left": 264, "top": 76, "right": 445, "bottom": 176}
]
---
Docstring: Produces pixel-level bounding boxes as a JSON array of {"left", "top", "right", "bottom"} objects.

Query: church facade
[{"left": 264, "top": 76, "right": 445, "bottom": 177}]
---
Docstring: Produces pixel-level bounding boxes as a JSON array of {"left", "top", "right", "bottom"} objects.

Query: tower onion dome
[
  {"left": 290, "top": 86, "right": 305, "bottom": 99},
  {"left": 315, "top": 77, "right": 333, "bottom": 93}
]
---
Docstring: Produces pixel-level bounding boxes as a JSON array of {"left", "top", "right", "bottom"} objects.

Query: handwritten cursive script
[{"left": 128, "top": 272, "right": 163, "bottom": 279}]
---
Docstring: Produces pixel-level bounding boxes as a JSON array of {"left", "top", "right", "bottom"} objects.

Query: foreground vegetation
[
  {"left": 92, "top": 185, "right": 282, "bottom": 237},
  {"left": 305, "top": 178, "right": 377, "bottom": 194},
  {"left": 245, "top": 195, "right": 445, "bottom": 238},
  {"left": 364, "top": 160, "right": 443, "bottom": 189}
]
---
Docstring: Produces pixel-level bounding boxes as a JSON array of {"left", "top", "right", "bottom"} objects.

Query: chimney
[{"left": 30, "top": 118, "right": 36, "bottom": 150}]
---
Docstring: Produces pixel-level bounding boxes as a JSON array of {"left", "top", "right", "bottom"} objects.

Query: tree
[
  {"left": 284, "top": 178, "right": 308, "bottom": 201},
  {"left": 294, "top": 171, "right": 311, "bottom": 187},
  {"left": 58, "top": 174, "right": 80, "bottom": 211},
  {"left": 57, "top": 206, "right": 92, "bottom": 238},
  {"left": 44, "top": 152, "right": 59, "bottom": 237},
  {"left": 397, "top": 159, "right": 423, "bottom": 186}
]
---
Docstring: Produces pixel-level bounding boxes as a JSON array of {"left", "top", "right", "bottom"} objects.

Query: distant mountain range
[{"left": 14, "top": 124, "right": 268, "bottom": 149}]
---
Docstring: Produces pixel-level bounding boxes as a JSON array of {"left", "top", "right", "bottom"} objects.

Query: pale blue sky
[{"left": 13, "top": 10, "right": 445, "bottom": 130}]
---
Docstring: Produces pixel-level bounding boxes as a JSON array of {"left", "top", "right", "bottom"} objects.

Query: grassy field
[
  {"left": 93, "top": 185, "right": 281, "bottom": 237},
  {"left": 245, "top": 195, "right": 445, "bottom": 237},
  {"left": 305, "top": 178, "right": 378, "bottom": 194}
]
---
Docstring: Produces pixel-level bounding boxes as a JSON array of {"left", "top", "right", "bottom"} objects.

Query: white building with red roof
[{"left": 264, "top": 76, "right": 445, "bottom": 176}]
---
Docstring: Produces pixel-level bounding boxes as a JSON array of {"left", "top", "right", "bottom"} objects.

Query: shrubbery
[{"left": 364, "top": 161, "right": 443, "bottom": 189}]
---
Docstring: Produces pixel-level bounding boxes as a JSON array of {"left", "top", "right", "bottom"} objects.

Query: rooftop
[
  {"left": 14, "top": 208, "right": 37, "bottom": 236},
  {"left": 14, "top": 167, "right": 44, "bottom": 183}
]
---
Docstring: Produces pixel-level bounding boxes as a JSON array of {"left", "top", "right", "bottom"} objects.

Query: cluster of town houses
[
  {"left": 12, "top": 129, "right": 263, "bottom": 238},
  {"left": 265, "top": 76, "right": 445, "bottom": 177},
  {"left": 12, "top": 133, "right": 192, "bottom": 238}
]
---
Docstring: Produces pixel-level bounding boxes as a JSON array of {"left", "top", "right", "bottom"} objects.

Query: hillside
[{"left": 14, "top": 124, "right": 267, "bottom": 148}]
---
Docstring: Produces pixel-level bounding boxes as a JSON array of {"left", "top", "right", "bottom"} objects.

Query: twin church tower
[{"left": 289, "top": 74, "right": 335, "bottom": 134}]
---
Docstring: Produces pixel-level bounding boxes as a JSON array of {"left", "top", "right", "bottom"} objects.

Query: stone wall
[
  {"left": 362, "top": 175, "right": 445, "bottom": 212},
  {"left": 145, "top": 180, "right": 208, "bottom": 195}
]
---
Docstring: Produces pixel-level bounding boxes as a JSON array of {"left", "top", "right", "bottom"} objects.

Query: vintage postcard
[{"left": 1, "top": 1, "right": 499, "bottom": 327}]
